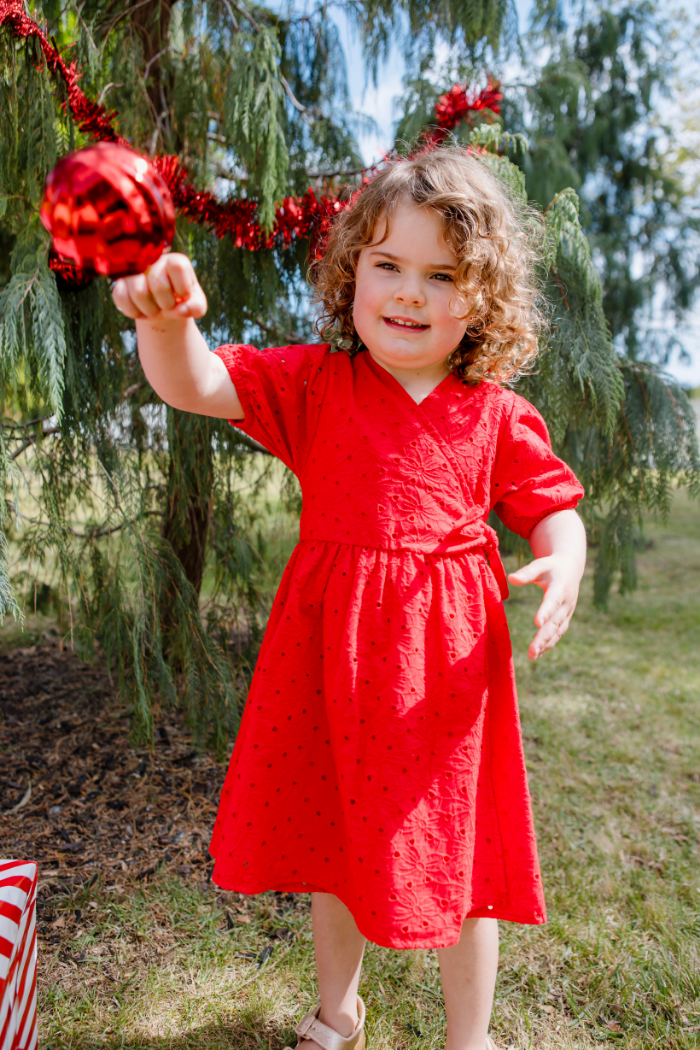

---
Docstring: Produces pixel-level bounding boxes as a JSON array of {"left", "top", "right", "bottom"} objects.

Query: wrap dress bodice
[{"left": 209, "top": 343, "right": 584, "bottom": 948}]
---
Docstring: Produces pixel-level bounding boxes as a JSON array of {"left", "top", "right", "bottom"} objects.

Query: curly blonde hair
[{"left": 310, "top": 146, "right": 544, "bottom": 384}]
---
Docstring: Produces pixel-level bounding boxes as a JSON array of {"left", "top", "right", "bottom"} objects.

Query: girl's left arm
[{"left": 507, "top": 509, "right": 587, "bottom": 661}]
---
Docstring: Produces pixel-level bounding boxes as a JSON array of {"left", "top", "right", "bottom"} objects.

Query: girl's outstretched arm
[
  {"left": 507, "top": 509, "right": 587, "bottom": 660},
  {"left": 112, "top": 253, "right": 244, "bottom": 420}
]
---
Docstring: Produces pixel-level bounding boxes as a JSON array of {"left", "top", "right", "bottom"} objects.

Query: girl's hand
[
  {"left": 111, "top": 252, "right": 241, "bottom": 419},
  {"left": 508, "top": 552, "right": 582, "bottom": 661},
  {"left": 112, "top": 252, "right": 207, "bottom": 321}
]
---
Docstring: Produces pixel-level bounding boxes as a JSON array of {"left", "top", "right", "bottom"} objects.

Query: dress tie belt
[
  {"left": 300, "top": 521, "right": 510, "bottom": 601},
  {"left": 429, "top": 522, "right": 509, "bottom": 600}
]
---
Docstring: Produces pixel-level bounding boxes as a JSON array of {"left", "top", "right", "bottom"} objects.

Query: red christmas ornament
[{"left": 40, "top": 143, "right": 175, "bottom": 278}]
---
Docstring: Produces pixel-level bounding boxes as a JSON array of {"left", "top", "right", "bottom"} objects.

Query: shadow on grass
[{"left": 44, "top": 1016, "right": 298, "bottom": 1050}]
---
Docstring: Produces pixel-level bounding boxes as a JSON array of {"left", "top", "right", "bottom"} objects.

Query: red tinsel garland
[
  {"left": 0, "top": 0, "right": 502, "bottom": 272},
  {"left": 434, "top": 79, "right": 502, "bottom": 132},
  {"left": 151, "top": 154, "right": 351, "bottom": 255},
  {"left": 0, "top": 0, "right": 125, "bottom": 144}
]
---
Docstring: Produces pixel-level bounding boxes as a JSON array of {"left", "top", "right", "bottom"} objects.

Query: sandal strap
[{"left": 296, "top": 997, "right": 365, "bottom": 1050}]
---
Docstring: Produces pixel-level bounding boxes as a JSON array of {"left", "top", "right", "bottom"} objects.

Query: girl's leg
[
  {"left": 310, "top": 892, "right": 367, "bottom": 1039},
  {"left": 437, "top": 917, "right": 499, "bottom": 1050}
]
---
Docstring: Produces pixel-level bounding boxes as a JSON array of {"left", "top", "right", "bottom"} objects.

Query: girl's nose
[{"left": 394, "top": 275, "right": 425, "bottom": 307}]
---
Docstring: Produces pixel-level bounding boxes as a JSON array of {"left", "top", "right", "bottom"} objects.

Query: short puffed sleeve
[
  {"left": 490, "top": 393, "right": 584, "bottom": 539},
  {"left": 214, "top": 342, "right": 331, "bottom": 474}
]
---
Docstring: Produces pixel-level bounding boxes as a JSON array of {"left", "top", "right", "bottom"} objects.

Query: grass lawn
[{"left": 37, "top": 495, "right": 700, "bottom": 1049}]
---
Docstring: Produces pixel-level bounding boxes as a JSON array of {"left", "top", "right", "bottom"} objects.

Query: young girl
[{"left": 113, "top": 148, "right": 586, "bottom": 1050}]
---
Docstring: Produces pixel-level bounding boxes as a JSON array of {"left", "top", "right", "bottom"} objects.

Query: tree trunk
[
  {"left": 129, "top": 2, "right": 205, "bottom": 618},
  {"left": 161, "top": 474, "right": 210, "bottom": 595},
  {"left": 161, "top": 411, "right": 213, "bottom": 603},
  {"left": 128, "top": 0, "right": 174, "bottom": 135}
]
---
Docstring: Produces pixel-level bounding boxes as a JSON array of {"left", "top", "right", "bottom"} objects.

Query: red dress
[{"left": 209, "top": 343, "right": 584, "bottom": 949}]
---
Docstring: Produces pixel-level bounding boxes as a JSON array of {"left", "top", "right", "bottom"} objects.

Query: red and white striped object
[{"left": 0, "top": 861, "right": 38, "bottom": 1050}]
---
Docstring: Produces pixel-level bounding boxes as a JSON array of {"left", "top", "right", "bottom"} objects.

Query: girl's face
[{"left": 353, "top": 200, "right": 469, "bottom": 379}]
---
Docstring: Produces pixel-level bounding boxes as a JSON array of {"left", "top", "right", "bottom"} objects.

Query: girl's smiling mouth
[{"left": 382, "top": 315, "right": 430, "bottom": 331}]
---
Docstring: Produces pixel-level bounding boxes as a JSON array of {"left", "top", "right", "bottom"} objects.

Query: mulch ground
[{"left": 0, "top": 636, "right": 232, "bottom": 932}]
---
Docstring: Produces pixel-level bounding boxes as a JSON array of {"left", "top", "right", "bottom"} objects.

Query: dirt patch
[{"left": 0, "top": 639, "right": 232, "bottom": 925}]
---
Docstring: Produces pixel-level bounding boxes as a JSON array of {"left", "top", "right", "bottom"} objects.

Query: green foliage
[
  {"left": 0, "top": 0, "right": 698, "bottom": 738},
  {"left": 468, "top": 124, "right": 528, "bottom": 200},
  {"left": 540, "top": 187, "right": 623, "bottom": 439},
  {"left": 582, "top": 361, "right": 700, "bottom": 605},
  {"left": 464, "top": 129, "right": 623, "bottom": 445},
  {"left": 0, "top": 0, "right": 358, "bottom": 741},
  {"left": 0, "top": 232, "right": 67, "bottom": 415},
  {"left": 222, "top": 22, "right": 289, "bottom": 229},
  {"left": 348, "top": 0, "right": 515, "bottom": 82},
  {"left": 513, "top": 0, "right": 700, "bottom": 362}
]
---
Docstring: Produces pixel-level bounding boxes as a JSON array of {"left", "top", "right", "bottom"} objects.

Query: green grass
[{"left": 38, "top": 495, "right": 700, "bottom": 1049}]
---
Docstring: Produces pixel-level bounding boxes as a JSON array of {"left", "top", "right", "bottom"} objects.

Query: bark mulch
[{"left": 0, "top": 635, "right": 231, "bottom": 907}]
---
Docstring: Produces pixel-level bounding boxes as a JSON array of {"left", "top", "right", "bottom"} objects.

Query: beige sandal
[
  {"left": 486, "top": 1038, "right": 500, "bottom": 1050},
  {"left": 284, "top": 996, "right": 366, "bottom": 1050}
]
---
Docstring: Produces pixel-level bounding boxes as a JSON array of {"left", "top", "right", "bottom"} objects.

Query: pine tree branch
[
  {"left": 306, "top": 164, "right": 371, "bottom": 179},
  {"left": 659, "top": 377, "right": 684, "bottom": 432},
  {"left": 220, "top": 0, "right": 320, "bottom": 124},
  {"left": 227, "top": 0, "right": 261, "bottom": 32},
  {"left": 231, "top": 429, "right": 273, "bottom": 455},
  {"left": 9, "top": 509, "right": 162, "bottom": 537},
  {"left": 289, "top": 13, "right": 328, "bottom": 59},
  {"left": 77, "top": 511, "right": 162, "bottom": 538},
  {"left": 279, "top": 74, "right": 313, "bottom": 117},
  {"left": 550, "top": 266, "right": 570, "bottom": 310},
  {"left": 254, "top": 315, "right": 306, "bottom": 345},
  {"left": 143, "top": 48, "right": 170, "bottom": 82},
  {"left": 74, "top": 0, "right": 100, "bottom": 60},
  {"left": 635, "top": 371, "right": 652, "bottom": 420},
  {"left": 101, "top": 0, "right": 156, "bottom": 40},
  {"left": 220, "top": 0, "right": 240, "bottom": 32},
  {"left": 11, "top": 427, "right": 61, "bottom": 460},
  {"left": 1, "top": 416, "right": 50, "bottom": 429},
  {"left": 97, "top": 82, "right": 123, "bottom": 106}
]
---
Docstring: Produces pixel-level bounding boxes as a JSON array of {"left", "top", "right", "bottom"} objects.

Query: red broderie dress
[{"left": 209, "top": 342, "right": 584, "bottom": 949}]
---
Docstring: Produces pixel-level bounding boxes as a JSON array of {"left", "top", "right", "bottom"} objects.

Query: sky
[{"left": 329, "top": 2, "right": 700, "bottom": 388}]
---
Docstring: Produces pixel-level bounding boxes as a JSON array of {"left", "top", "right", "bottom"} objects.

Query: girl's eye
[
  {"left": 377, "top": 262, "right": 398, "bottom": 271},
  {"left": 431, "top": 273, "right": 453, "bottom": 282}
]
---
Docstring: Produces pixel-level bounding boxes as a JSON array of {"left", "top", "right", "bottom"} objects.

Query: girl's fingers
[
  {"left": 147, "top": 255, "right": 207, "bottom": 317},
  {"left": 126, "top": 273, "right": 160, "bottom": 317},
  {"left": 508, "top": 557, "right": 554, "bottom": 587},
  {"left": 112, "top": 278, "right": 145, "bottom": 319},
  {"left": 534, "top": 589, "right": 565, "bottom": 628},
  {"left": 529, "top": 609, "right": 573, "bottom": 659},
  {"left": 165, "top": 253, "right": 198, "bottom": 298},
  {"left": 146, "top": 270, "right": 177, "bottom": 312},
  {"left": 111, "top": 255, "right": 207, "bottom": 321},
  {"left": 175, "top": 283, "right": 208, "bottom": 318}
]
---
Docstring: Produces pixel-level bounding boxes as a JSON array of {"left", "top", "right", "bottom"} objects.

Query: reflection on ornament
[
  {"left": 40, "top": 144, "right": 175, "bottom": 279},
  {"left": 48, "top": 250, "right": 94, "bottom": 290}
]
